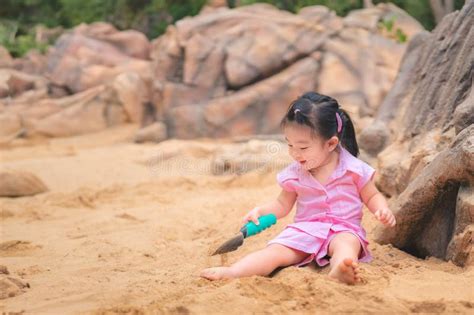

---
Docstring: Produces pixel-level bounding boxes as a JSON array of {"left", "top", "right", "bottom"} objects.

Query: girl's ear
[{"left": 326, "top": 136, "right": 339, "bottom": 151}]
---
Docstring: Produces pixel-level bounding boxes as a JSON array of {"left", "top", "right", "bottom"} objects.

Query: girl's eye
[{"left": 300, "top": 147, "right": 308, "bottom": 150}]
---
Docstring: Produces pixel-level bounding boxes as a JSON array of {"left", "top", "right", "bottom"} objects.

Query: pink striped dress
[{"left": 266, "top": 144, "right": 375, "bottom": 267}]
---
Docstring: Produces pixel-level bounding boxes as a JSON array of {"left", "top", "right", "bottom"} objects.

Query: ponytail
[{"left": 337, "top": 108, "right": 359, "bottom": 157}]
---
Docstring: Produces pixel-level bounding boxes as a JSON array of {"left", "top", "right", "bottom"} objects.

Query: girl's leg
[
  {"left": 200, "top": 243, "right": 309, "bottom": 280},
  {"left": 326, "top": 232, "right": 362, "bottom": 285}
]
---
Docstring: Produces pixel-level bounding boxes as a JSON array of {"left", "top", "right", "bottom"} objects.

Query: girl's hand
[
  {"left": 242, "top": 207, "right": 262, "bottom": 225},
  {"left": 374, "top": 207, "right": 396, "bottom": 227}
]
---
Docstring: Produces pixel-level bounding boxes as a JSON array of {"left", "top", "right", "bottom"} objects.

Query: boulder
[
  {"left": 0, "top": 69, "right": 47, "bottom": 99},
  {"left": 46, "top": 24, "right": 151, "bottom": 93},
  {"left": 167, "top": 55, "right": 320, "bottom": 139},
  {"left": 134, "top": 122, "right": 168, "bottom": 143},
  {"left": 31, "top": 85, "right": 127, "bottom": 137},
  {"left": 113, "top": 72, "right": 150, "bottom": 123},
  {"left": 143, "top": 2, "right": 422, "bottom": 140},
  {"left": 12, "top": 50, "right": 48, "bottom": 75},
  {"left": 0, "top": 113, "right": 23, "bottom": 141},
  {"left": 372, "top": 2, "right": 474, "bottom": 267},
  {"left": 374, "top": 126, "right": 474, "bottom": 266},
  {"left": 0, "top": 170, "right": 48, "bottom": 197}
]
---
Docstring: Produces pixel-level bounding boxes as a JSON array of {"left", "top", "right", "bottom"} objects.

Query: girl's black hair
[{"left": 280, "top": 91, "right": 359, "bottom": 157}]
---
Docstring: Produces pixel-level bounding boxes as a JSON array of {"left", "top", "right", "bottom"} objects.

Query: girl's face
[{"left": 284, "top": 124, "right": 339, "bottom": 171}]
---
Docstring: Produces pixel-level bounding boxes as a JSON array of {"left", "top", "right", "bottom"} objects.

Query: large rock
[
  {"left": 31, "top": 85, "right": 127, "bottom": 137},
  {"left": 12, "top": 50, "right": 48, "bottom": 75},
  {"left": 0, "top": 22, "right": 158, "bottom": 142},
  {"left": 46, "top": 23, "right": 151, "bottom": 93},
  {"left": 0, "top": 170, "right": 48, "bottom": 197},
  {"left": 0, "top": 76, "right": 148, "bottom": 141},
  {"left": 113, "top": 72, "right": 150, "bottom": 123},
  {"left": 375, "top": 3, "right": 472, "bottom": 196},
  {"left": 358, "top": 31, "right": 430, "bottom": 155},
  {"left": 446, "top": 185, "right": 474, "bottom": 266},
  {"left": 361, "top": 2, "right": 473, "bottom": 157},
  {"left": 371, "top": 2, "right": 474, "bottom": 267},
  {"left": 320, "top": 27, "right": 405, "bottom": 116},
  {"left": 134, "top": 122, "right": 167, "bottom": 143},
  {"left": 73, "top": 22, "right": 150, "bottom": 59},
  {"left": 1, "top": 4, "right": 423, "bottom": 141},
  {"left": 0, "top": 113, "right": 23, "bottom": 141},
  {"left": 0, "top": 69, "right": 47, "bottom": 99},
  {"left": 144, "top": 3, "right": 423, "bottom": 140},
  {"left": 319, "top": 2, "right": 422, "bottom": 116},
  {"left": 374, "top": 126, "right": 474, "bottom": 266},
  {"left": 167, "top": 55, "right": 320, "bottom": 138}
]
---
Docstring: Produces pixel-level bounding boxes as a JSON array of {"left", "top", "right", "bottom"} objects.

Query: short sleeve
[
  {"left": 276, "top": 163, "right": 299, "bottom": 192},
  {"left": 356, "top": 162, "right": 376, "bottom": 192}
]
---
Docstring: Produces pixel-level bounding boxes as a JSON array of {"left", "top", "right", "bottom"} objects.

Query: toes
[
  {"left": 343, "top": 257, "right": 353, "bottom": 267},
  {"left": 339, "top": 262, "right": 348, "bottom": 272}
]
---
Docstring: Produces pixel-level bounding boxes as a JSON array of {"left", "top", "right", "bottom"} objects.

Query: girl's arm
[
  {"left": 242, "top": 189, "right": 297, "bottom": 224},
  {"left": 360, "top": 177, "right": 396, "bottom": 227}
]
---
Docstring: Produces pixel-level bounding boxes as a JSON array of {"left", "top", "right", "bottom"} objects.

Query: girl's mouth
[{"left": 299, "top": 160, "right": 307, "bottom": 165}]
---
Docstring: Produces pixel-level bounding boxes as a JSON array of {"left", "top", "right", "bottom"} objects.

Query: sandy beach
[{"left": 0, "top": 124, "right": 473, "bottom": 314}]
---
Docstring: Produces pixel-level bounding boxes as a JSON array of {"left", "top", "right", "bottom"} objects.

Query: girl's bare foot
[
  {"left": 200, "top": 267, "right": 236, "bottom": 280},
  {"left": 328, "top": 258, "right": 361, "bottom": 285}
]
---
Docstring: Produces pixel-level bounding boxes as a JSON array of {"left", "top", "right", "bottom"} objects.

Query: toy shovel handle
[{"left": 244, "top": 214, "right": 277, "bottom": 237}]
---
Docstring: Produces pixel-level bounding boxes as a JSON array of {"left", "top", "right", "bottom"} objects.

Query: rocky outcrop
[
  {"left": 374, "top": 126, "right": 473, "bottom": 266},
  {"left": 134, "top": 121, "right": 167, "bottom": 143},
  {"left": 0, "top": 69, "right": 47, "bottom": 99},
  {"left": 0, "top": 23, "right": 153, "bottom": 140},
  {"left": 46, "top": 22, "right": 151, "bottom": 93},
  {"left": 370, "top": 1, "right": 474, "bottom": 267},
  {"left": 30, "top": 85, "right": 127, "bottom": 137},
  {"left": 0, "top": 84, "right": 129, "bottom": 139},
  {"left": 147, "top": 3, "right": 423, "bottom": 140},
  {"left": 0, "top": 4, "right": 422, "bottom": 142}
]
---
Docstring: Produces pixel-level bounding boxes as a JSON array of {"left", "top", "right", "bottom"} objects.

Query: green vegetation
[
  {"left": 0, "top": 0, "right": 465, "bottom": 56},
  {"left": 378, "top": 16, "right": 407, "bottom": 43},
  {"left": 0, "top": 19, "right": 50, "bottom": 57}
]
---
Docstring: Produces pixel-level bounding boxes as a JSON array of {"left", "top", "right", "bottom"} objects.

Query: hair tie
[
  {"left": 335, "top": 112, "right": 342, "bottom": 133},
  {"left": 294, "top": 109, "right": 301, "bottom": 115}
]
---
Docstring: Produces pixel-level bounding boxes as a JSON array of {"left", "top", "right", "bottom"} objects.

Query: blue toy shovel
[{"left": 211, "top": 214, "right": 277, "bottom": 255}]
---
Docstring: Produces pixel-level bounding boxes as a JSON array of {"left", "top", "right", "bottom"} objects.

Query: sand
[{"left": 1, "top": 124, "right": 473, "bottom": 314}]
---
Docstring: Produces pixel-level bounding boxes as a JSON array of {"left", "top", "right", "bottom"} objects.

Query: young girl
[{"left": 200, "top": 92, "right": 396, "bottom": 285}]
